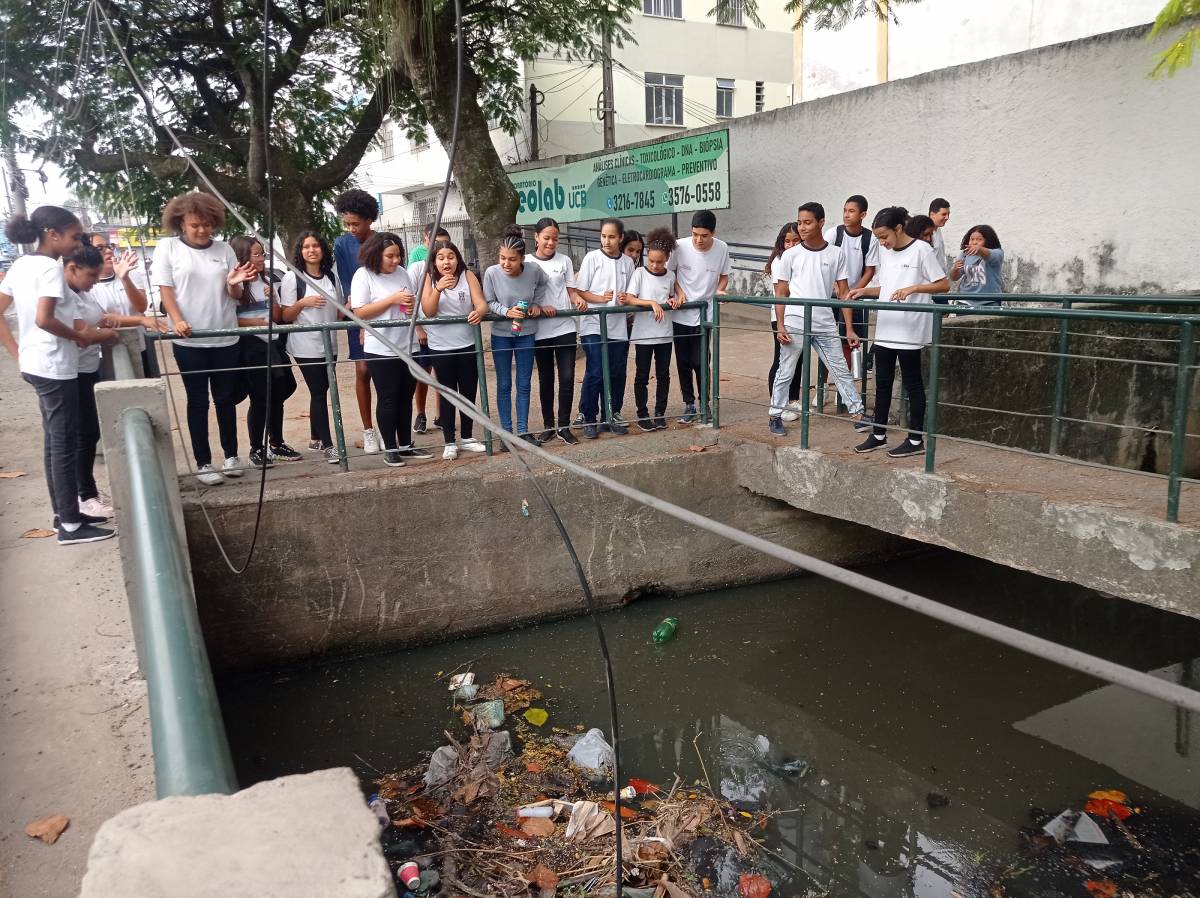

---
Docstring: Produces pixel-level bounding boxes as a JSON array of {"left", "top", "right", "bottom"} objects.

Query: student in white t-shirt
[
  {"left": 0, "top": 207, "right": 118, "bottom": 544},
  {"left": 349, "top": 232, "right": 432, "bottom": 467},
  {"left": 928, "top": 197, "right": 951, "bottom": 268},
  {"left": 668, "top": 209, "right": 730, "bottom": 424},
  {"left": 419, "top": 239, "right": 489, "bottom": 460},
  {"left": 279, "top": 231, "right": 343, "bottom": 463},
  {"left": 572, "top": 218, "right": 634, "bottom": 439},
  {"left": 153, "top": 192, "right": 258, "bottom": 485},
  {"left": 86, "top": 233, "right": 149, "bottom": 316},
  {"left": 622, "top": 227, "right": 678, "bottom": 432},
  {"left": 848, "top": 206, "right": 949, "bottom": 458},
  {"left": 764, "top": 223, "right": 802, "bottom": 419},
  {"left": 407, "top": 225, "right": 449, "bottom": 436},
  {"left": 527, "top": 217, "right": 580, "bottom": 446},
  {"left": 769, "top": 202, "right": 869, "bottom": 438},
  {"left": 823, "top": 195, "right": 880, "bottom": 383}
]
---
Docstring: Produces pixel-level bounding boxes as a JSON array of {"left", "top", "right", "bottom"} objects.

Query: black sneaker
[
  {"left": 768, "top": 416, "right": 787, "bottom": 436},
  {"left": 557, "top": 428, "right": 579, "bottom": 445},
  {"left": 572, "top": 413, "right": 586, "bottom": 427},
  {"left": 680, "top": 403, "right": 697, "bottom": 424},
  {"left": 636, "top": 417, "right": 656, "bottom": 433},
  {"left": 520, "top": 432, "right": 542, "bottom": 447},
  {"left": 413, "top": 414, "right": 428, "bottom": 435},
  {"left": 583, "top": 422, "right": 599, "bottom": 440},
  {"left": 538, "top": 428, "right": 556, "bottom": 443},
  {"left": 653, "top": 417, "right": 667, "bottom": 430},
  {"left": 887, "top": 439, "right": 925, "bottom": 458},
  {"left": 608, "top": 417, "right": 629, "bottom": 436},
  {"left": 854, "top": 434, "right": 887, "bottom": 454},
  {"left": 383, "top": 450, "right": 406, "bottom": 467},
  {"left": 852, "top": 415, "right": 874, "bottom": 433},
  {"left": 249, "top": 448, "right": 274, "bottom": 468},
  {"left": 432, "top": 415, "right": 444, "bottom": 429},
  {"left": 54, "top": 512, "right": 108, "bottom": 527},
  {"left": 397, "top": 446, "right": 433, "bottom": 459},
  {"left": 270, "top": 442, "right": 302, "bottom": 462},
  {"left": 57, "top": 522, "right": 116, "bottom": 545}
]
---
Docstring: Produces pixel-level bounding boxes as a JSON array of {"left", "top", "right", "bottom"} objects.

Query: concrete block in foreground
[{"left": 78, "top": 767, "right": 396, "bottom": 898}]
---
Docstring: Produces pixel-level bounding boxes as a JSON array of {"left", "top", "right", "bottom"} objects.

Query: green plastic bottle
[{"left": 652, "top": 617, "right": 678, "bottom": 644}]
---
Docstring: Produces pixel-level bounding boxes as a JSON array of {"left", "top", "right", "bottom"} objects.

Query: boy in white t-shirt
[
  {"left": 928, "top": 197, "right": 951, "bottom": 269},
  {"left": 769, "top": 202, "right": 870, "bottom": 437},
  {"left": 823, "top": 195, "right": 879, "bottom": 383}
]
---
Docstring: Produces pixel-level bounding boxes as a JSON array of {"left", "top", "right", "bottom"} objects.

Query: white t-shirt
[
  {"left": 626, "top": 268, "right": 676, "bottom": 345},
  {"left": 421, "top": 273, "right": 476, "bottom": 351},
  {"left": 775, "top": 242, "right": 848, "bottom": 334},
  {"left": 768, "top": 257, "right": 787, "bottom": 323},
  {"left": 874, "top": 239, "right": 947, "bottom": 350},
  {"left": 527, "top": 252, "right": 577, "bottom": 340},
  {"left": 84, "top": 271, "right": 147, "bottom": 317},
  {"left": 151, "top": 237, "right": 240, "bottom": 349},
  {"left": 73, "top": 286, "right": 105, "bottom": 375},
  {"left": 668, "top": 238, "right": 731, "bottom": 327},
  {"left": 407, "top": 258, "right": 436, "bottom": 293},
  {"left": 349, "top": 266, "right": 415, "bottom": 357},
  {"left": 278, "top": 269, "right": 341, "bottom": 359},
  {"left": 823, "top": 226, "right": 880, "bottom": 289},
  {"left": 931, "top": 228, "right": 946, "bottom": 267},
  {"left": 0, "top": 255, "right": 79, "bottom": 380},
  {"left": 572, "top": 250, "right": 634, "bottom": 340}
]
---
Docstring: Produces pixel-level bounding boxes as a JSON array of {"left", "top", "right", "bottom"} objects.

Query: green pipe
[
  {"left": 473, "top": 328, "right": 493, "bottom": 456},
  {"left": 1167, "top": 321, "right": 1196, "bottom": 523},
  {"left": 321, "top": 329, "right": 349, "bottom": 473},
  {"left": 121, "top": 408, "right": 237, "bottom": 798},
  {"left": 925, "top": 312, "right": 944, "bottom": 474},
  {"left": 711, "top": 299, "right": 721, "bottom": 430},
  {"left": 799, "top": 305, "right": 812, "bottom": 450},
  {"left": 599, "top": 309, "right": 613, "bottom": 427},
  {"left": 699, "top": 305, "right": 710, "bottom": 425},
  {"left": 110, "top": 341, "right": 136, "bottom": 380},
  {"left": 1048, "top": 298, "right": 1072, "bottom": 455}
]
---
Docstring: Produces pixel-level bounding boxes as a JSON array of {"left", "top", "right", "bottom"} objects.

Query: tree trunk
[{"left": 269, "top": 186, "right": 321, "bottom": 256}]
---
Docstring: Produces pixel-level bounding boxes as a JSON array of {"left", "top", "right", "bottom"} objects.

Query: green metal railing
[{"left": 714, "top": 294, "right": 1200, "bottom": 523}]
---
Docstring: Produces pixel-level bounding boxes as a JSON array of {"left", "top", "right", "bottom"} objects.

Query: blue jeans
[
  {"left": 492, "top": 332, "right": 536, "bottom": 433},
  {"left": 579, "top": 334, "right": 629, "bottom": 422},
  {"left": 771, "top": 329, "right": 863, "bottom": 417}
]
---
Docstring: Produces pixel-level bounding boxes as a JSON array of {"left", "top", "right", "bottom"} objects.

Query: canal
[{"left": 218, "top": 551, "right": 1200, "bottom": 897}]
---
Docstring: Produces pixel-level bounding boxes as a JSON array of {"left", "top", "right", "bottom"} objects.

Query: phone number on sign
[
  {"left": 609, "top": 191, "right": 657, "bottom": 213},
  {"left": 663, "top": 182, "right": 723, "bottom": 207}
]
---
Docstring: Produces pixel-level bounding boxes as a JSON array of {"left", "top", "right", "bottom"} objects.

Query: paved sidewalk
[{"left": 0, "top": 357, "right": 152, "bottom": 898}]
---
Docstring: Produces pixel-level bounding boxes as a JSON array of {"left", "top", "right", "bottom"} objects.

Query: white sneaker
[
  {"left": 780, "top": 401, "right": 801, "bottom": 423},
  {"left": 363, "top": 428, "right": 380, "bottom": 455},
  {"left": 222, "top": 457, "right": 245, "bottom": 478},
  {"left": 442, "top": 444, "right": 459, "bottom": 460},
  {"left": 459, "top": 438, "right": 487, "bottom": 453},
  {"left": 79, "top": 496, "right": 114, "bottom": 518},
  {"left": 196, "top": 464, "right": 225, "bottom": 486}
]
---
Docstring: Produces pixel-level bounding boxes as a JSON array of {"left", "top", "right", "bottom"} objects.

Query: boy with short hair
[
  {"left": 928, "top": 197, "right": 951, "bottom": 267},
  {"left": 333, "top": 189, "right": 381, "bottom": 454},
  {"left": 668, "top": 210, "right": 731, "bottom": 424},
  {"left": 769, "top": 202, "right": 870, "bottom": 437},
  {"left": 824, "top": 194, "right": 879, "bottom": 379}
]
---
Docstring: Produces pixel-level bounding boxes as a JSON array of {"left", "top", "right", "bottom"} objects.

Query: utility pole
[
  {"left": 528, "top": 83, "right": 544, "bottom": 161},
  {"left": 600, "top": 24, "right": 616, "bottom": 148},
  {"left": 1, "top": 138, "right": 28, "bottom": 220}
]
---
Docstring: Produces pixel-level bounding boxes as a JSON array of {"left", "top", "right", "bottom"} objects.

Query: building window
[
  {"left": 755, "top": 81, "right": 765, "bottom": 113},
  {"left": 716, "top": 79, "right": 735, "bottom": 119},
  {"left": 378, "top": 128, "right": 394, "bottom": 161},
  {"left": 645, "top": 73, "right": 684, "bottom": 126},
  {"left": 414, "top": 198, "right": 437, "bottom": 226},
  {"left": 716, "top": 0, "right": 744, "bottom": 26},
  {"left": 643, "top": 0, "right": 682, "bottom": 18}
]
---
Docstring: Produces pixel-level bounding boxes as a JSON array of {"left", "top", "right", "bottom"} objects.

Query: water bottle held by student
[
  {"left": 652, "top": 617, "right": 678, "bottom": 644},
  {"left": 511, "top": 299, "right": 531, "bottom": 334}
]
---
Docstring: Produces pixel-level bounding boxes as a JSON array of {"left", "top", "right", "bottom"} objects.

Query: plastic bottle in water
[
  {"left": 367, "top": 794, "right": 390, "bottom": 827},
  {"left": 652, "top": 617, "right": 678, "bottom": 644}
]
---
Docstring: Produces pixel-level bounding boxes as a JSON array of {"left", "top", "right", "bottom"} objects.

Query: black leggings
[
  {"left": 172, "top": 343, "right": 242, "bottom": 467},
  {"left": 429, "top": 347, "right": 478, "bottom": 443},
  {"left": 293, "top": 357, "right": 333, "bottom": 447},
  {"left": 535, "top": 333, "right": 577, "bottom": 429},
  {"left": 242, "top": 337, "right": 297, "bottom": 452},
  {"left": 76, "top": 371, "right": 101, "bottom": 501},
  {"left": 766, "top": 321, "right": 802, "bottom": 403},
  {"left": 872, "top": 345, "right": 925, "bottom": 442},
  {"left": 672, "top": 322, "right": 703, "bottom": 405},
  {"left": 365, "top": 353, "right": 415, "bottom": 449},
  {"left": 634, "top": 343, "right": 672, "bottom": 417}
]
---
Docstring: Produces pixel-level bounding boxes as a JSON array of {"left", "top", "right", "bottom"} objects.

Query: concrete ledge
[
  {"left": 734, "top": 440, "right": 1200, "bottom": 617},
  {"left": 78, "top": 768, "right": 395, "bottom": 898}
]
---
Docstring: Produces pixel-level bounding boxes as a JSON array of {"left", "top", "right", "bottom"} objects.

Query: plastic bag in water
[{"left": 567, "top": 727, "right": 615, "bottom": 774}]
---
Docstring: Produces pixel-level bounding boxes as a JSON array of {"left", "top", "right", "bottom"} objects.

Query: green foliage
[
  {"left": 1149, "top": 0, "right": 1200, "bottom": 77},
  {"left": 707, "top": 0, "right": 919, "bottom": 32}
]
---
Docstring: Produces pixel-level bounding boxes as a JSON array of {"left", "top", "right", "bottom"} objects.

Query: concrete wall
[
  {"left": 516, "top": 26, "right": 1200, "bottom": 295},
  {"left": 184, "top": 441, "right": 914, "bottom": 671}
]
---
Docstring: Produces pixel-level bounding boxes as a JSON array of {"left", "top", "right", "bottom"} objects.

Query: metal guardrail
[{"left": 715, "top": 294, "right": 1200, "bottom": 522}]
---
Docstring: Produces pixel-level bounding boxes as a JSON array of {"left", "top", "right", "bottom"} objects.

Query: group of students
[{"left": 763, "top": 195, "right": 1005, "bottom": 458}]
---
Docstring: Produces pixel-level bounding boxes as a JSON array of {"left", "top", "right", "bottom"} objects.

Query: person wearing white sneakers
[
  {"left": 419, "top": 239, "right": 489, "bottom": 460},
  {"left": 0, "top": 207, "right": 119, "bottom": 545},
  {"left": 153, "top": 193, "right": 257, "bottom": 485}
]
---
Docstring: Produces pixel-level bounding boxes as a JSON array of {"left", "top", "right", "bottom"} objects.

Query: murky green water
[{"left": 218, "top": 552, "right": 1200, "bottom": 897}]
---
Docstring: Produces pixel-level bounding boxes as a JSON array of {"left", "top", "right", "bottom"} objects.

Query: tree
[
  {"left": 1, "top": 0, "right": 636, "bottom": 253},
  {"left": 1149, "top": 0, "right": 1200, "bottom": 77}
]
